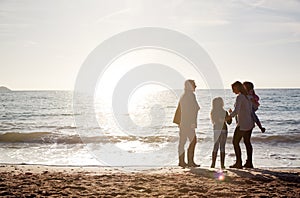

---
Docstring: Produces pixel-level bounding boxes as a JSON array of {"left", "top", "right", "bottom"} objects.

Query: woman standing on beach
[{"left": 229, "top": 81, "right": 255, "bottom": 169}]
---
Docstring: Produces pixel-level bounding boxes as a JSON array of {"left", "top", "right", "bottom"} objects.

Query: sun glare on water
[{"left": 92, "top": 48, "right": 205, "bottom": 152}]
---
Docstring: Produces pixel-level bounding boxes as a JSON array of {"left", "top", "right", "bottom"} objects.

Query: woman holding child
[
  {"left": 228, "top": 81, "right": 255, "bottom": 169},
  {"left": 209, "top": 81, "right": 265, "bottom": 169}
]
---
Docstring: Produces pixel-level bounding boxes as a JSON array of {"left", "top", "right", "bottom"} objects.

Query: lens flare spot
[
  {"left": 218, "top": 174, "right": 225, "bottom": 181},
  {"left": 214, "top": 170, "right": 225, "bottom": 181}
]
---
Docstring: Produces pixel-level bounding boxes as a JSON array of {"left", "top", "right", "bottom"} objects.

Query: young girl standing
[{"left": 210, "top": 97, "right": 232, "bottom": 169}]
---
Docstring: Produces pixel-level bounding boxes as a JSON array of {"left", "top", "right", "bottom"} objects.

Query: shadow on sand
[
  {"left": 188, "top": 167, "right": 300, "bottom": 184},
  {"left": 188, "top": 167, "right": 234, "bottom": 182}
]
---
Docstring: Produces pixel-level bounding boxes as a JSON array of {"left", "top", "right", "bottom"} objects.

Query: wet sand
[{"left": 0, "top": 164, "right": 299, "bottom": 197}]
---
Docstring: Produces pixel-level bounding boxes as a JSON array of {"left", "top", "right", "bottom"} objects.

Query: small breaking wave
[
  {"left": 0, "top": 131, "right": 299, "bottom": 145},
  {"left": 0, "top": 132, "right": 178, "bottom": 144},
  {"left": 251, "top": 134, "right": 300, "bottom": 144},
  {"left": 227, "top": 134, "right": 300, "bottom": 144},
  {"left": 0, "top": 132, "right": 83, "bottom": 144}
]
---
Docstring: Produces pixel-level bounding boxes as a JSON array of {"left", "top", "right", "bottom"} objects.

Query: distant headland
[{"left": 0, "top": 86, "right": 12, "bottom": 92}]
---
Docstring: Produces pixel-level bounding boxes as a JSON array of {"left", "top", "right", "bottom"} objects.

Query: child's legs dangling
[{"left": 252, "top": 110, "right": 265, "bottom": 132}]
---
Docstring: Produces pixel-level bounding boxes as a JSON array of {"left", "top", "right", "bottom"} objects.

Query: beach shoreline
[{"left": 0, "top": 164, "right": 299, "bottom": 197}]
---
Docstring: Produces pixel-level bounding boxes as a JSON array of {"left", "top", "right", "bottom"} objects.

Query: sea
[{"left": 0, "top": 89, "right": 299, "bottom": 169}]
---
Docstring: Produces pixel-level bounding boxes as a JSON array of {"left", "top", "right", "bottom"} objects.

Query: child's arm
[{"left": 226, "top": 111, "right": 232, "bottom": 125}]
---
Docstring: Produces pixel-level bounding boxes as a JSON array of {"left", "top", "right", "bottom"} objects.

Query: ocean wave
[
  {"left": 0, "top": 132, "right": 86, "bottom": 144},
  {"left": 253, "top": 134, "right": 300, "bottom": 144},
  {"left": 0, "top": 132, "right": 178, "bottom": 144},
  {"left": 227, "top": 134, "right": 300, "bottom": 144},
  {"left": 0, "top": 132, "right": 53, "bottom": 143},
  {"left": 263, "top": 119, "right": 300, "bottom": 126},
  {"left": 0, "top": 132, "right": 299, "bottom": 145}
]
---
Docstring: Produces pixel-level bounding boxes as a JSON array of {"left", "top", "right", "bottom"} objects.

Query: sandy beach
[{"left": 0, "top": 164, "right": 299, "bottom": 197}]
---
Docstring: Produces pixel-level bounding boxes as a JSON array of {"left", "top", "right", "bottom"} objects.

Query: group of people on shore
[{"left": 173, "top": 80, "right": 265, "bottom": 169}]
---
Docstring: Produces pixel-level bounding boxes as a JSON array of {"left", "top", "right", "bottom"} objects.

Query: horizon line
[{"left": 2, "top": 87, "right": 300, "bottom": 91}]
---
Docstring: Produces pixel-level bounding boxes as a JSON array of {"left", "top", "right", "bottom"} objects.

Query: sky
[{"left": 0, "top": 0, "right": 300, "bottom": 90}]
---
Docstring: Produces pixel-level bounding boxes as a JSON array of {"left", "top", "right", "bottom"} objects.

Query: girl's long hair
[{"left": 210, "top": 97, "right": 226, "bottom": 124}]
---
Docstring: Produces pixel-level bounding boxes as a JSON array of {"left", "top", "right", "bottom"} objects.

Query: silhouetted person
[
  {"left": 173, "top": 80, "right": 200, "bottom": 168},
  {"left": 243, "top": 81, "right": 266, "bottom": 133},
  {"left": 210, "top": 97, "right": 232, "bottom": 169},
  {"left": 229, "top": 81, "right": 255, "bottom": 169}
]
